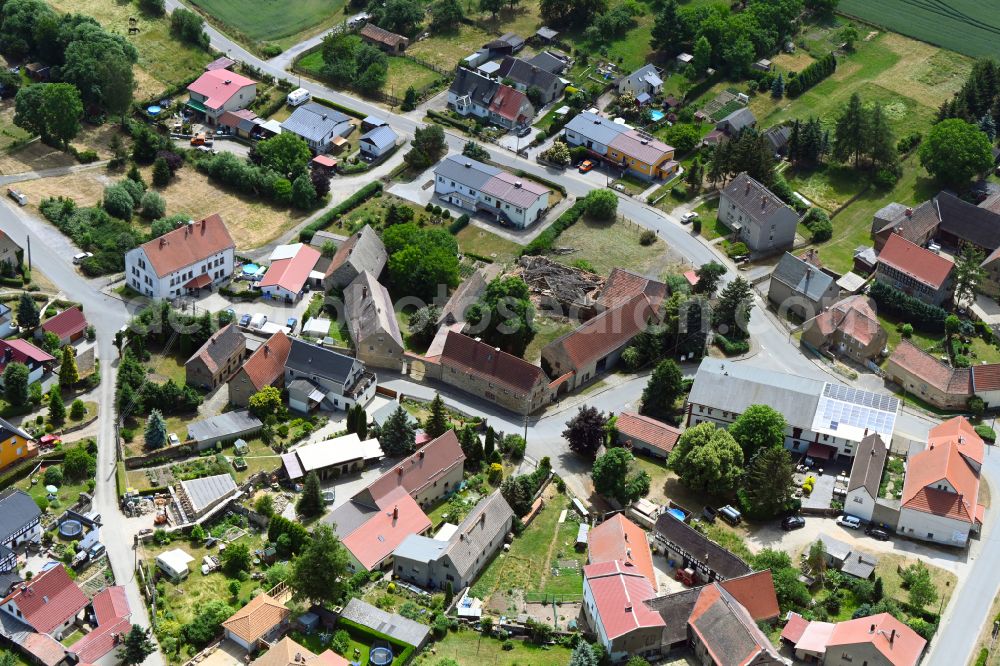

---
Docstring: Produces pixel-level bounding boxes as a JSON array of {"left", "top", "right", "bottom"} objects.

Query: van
[
  {"left": 287, "top": 88, "right": 311, "bottom": 107},
  {"left": 88, "top": 543, "right": 106, "bottom": 559},
  {"left": 6, "top": 188, "right": 27, "bottom": 206},
  {"left": 719, "top": 505, "right": 742, "bottom": 526}
]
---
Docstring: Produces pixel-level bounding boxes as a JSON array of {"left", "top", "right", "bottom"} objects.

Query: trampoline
[
  {"left": 369, "top": 646, "right": 393, "bottom": 666},
  {"left": 59, "top": 520, "right": 83, "bottom": 539}
]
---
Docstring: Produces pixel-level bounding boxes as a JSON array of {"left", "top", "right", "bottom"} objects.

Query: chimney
[
  {"left": 160, "top": 238, "right": 166, "bottom": 248},
  {"left": 905, "top": 207, "right": 913, "bottom": 217},
  {"left": 393, "top": 506, "right": 399, "bottom": 520},
  {"left": 465, "top": 161, "right": 472, "bottom": 168},
  {"left": 624, "top": 605, "right": 632, "bottom": 613},
  {"left": 864, "top": 427, "right": 868, "bottom": 436},
  {"left": 870, "top": 624, "right": 876, "bottom": 634},
  {"left": 224, "top": 79, "right": 231, "bottom": 85},
  {"left": 745, "top": 180, "right": 751, "bottom": 196},
  {"left": 626, "top": 547, "right": 632, "bottom": 561},
  {"left": 761, "top": 194, "right": 768, "bottom": 210},
  {"left": 263, "top": 345, "right": 269, "bottom": 356},
  {"left": 514, "top": 181, "right": 522, "bottom": 188},
  {"left": 362, "top": 285, "right": 368, "bottom": 299},
  {"left": 201, "top": 218, "right": 207, "bottom": 230},
  {"left": 890, "top": 629, "right": 896, "bottom": 644},
  {"left": 419, "top": 450, "right": 424, "bottom": 459}
]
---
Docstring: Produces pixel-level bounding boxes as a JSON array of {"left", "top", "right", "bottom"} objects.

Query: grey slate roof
[
  {"left": 0, "top": 416, "right": 30, "bottom": 441},
  {"left": 435, "top": 154, "right": 501, "bottom": 190},
  {"left": 345, "top": 271, "right": 403, "bottom": 348},
  {"left": 772, "top": 252, "right": 836, "bottom": 302},
  {"left": 340, "top": 598, "right": 430, "bottom": 648},
  {"left": 937, "top": 191, "right": 1000, "bottom": 250},
  {"left": 652, "top": 513, "right": 752, "bottom": 580},
  {"left": 187, "top": 409, "right": 262, "bottom": 443},
  {"left": 393, "top": 534, "right": 447, "bottom": 564},
  {"left": 0, "top": 489, "right": 41, "bottom": 542},
  {"left": 286, "top": 338, "right": 360, "bottom": 384},
  {"left": 497, "top": 56, "right": 562, "bottom": 90},
  {"left": 527, "top": 51, "right": 567, "bottom": 74},
  {"left": 764, "top": 124, "right": 791, "bottom": 152},
  {"left": 324, "top": 498, "right": 379, "bottom": 535},
  {"left": 179, "top": 473, "right": 237, "bottom": 515},
  {"left": 442, "top": 490, "right": 514, "bottom": 579},
  {"left": 437, "top": 264, "right": 501, "bottom": 326},
  {"left": 722, "top": 172, "right": 796, "bottom": 230},
  {"left": 359, "top": 125, "right": 398, "bottom": 151},
  {"left": 644, "top": 588, "right": 700, "bottom": 645},
  {"left": 564, "top": 111, "right": 628, "bottom": 146},
  {"left": 717, "top": 107, "right": 756, "bottom": 133},
  {"left": 186, "top": 324, "right": 244, "bottom": 375},
  {"left": 626, "top": 64, "right": 662, "bottom": 88},
  {"left": 687, "top": 357, "right": 823, "bottom": 423},
  {"left": 848, "top": 433, "right": 888, "bottom": 499},
  {"left": 449, "top": 68, "right": 499, "bottom": 108},
  {"left": 280, "top": 103, "right": 351, "bottom": 144},
  {"left": 841, "top": 551, "right": 878, "bottom": 579},
  {"left": 326, "top": 224, "right": 388, "bottom": 287}
]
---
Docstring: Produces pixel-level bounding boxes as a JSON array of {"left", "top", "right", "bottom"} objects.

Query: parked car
[
  {"left": 168, "top": 433, "right": 180, "bottom": 446},
  {"left": 781, "top": 516, "right": 806, "bottom": 531},
  {"left": 239, "top": 313, "right": 252, "bottom": 327},
  {"left": 681, "top": 212, "right": 699, "bottom": 223},
  {"left": 72, "top": 252, "right": 94, "bottom": 265},
  {"left": 701, "top": 506, "right": 717, "bottom": 523},
  {"left": 7, "top": 188, "right": 27, "bottom": 206},
  {"left": 836, "top": 515, "right": 862, "bottom": 529},
  {"left": 866, "top": 526, "right": 890, "bottom": 541},
  {"left": 516, "top": 125, "right": 531, "bottom": 138},
  {"left": 287, "top": 317, "right": 298, "bottom": 331},
  {"left": 578, "top": 160, "right": 595, "bottom": 173}
]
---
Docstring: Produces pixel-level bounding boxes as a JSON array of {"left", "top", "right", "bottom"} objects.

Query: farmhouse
[
  {"left": 125, "top": 215, "right": 236, "bottom": 300},
  {"left": 783, "top": 612, "right": 926, "bottom": 666},
  {"left": 876, "top": 232, "right": 955, "bottom": 305},
  {"left": 280, "top": 103, "right": 354, "bottom": 154},
  {"left": 883, "top": 340, "right": 972, "bottom": 411},
  {"left": 228, "top": 330, "right": 293, "bottom": 408},
  {"left": 845, "top": 433, "right": 889, "bottom": 523},
  {"left": 563, "top": 112, "right": 678, "bottom": 181},
  {"left": 37, "top": 307, "right": 87, "bottom": 347},
  {"left": 259, "top": 243, "right": 321, "bottom": 303},
  {"left": 719, "top": 173, "right": 798, "bottom": 254},
  {"left": 322, "top": 225, "right": 388, "bottom": 290},
  {"left": 801, "top": 296, "right": 887, "bottom": 364},
  {"left": 767, "top": 252, "right": 840, "bottom": 319},
  {"left": 176, "top": 473, "right": 239, "bottom": 522},
  {"left": 652, "top": 514, "right": 752, "bottom": 584},
  {"left": 345, "top": 271, "right": 404, "bottom": 369},
  {"left": 187, "top": 69, "right": 256, "bottom": 125},
  {"left": 359, "top": 23, "right": 409, "bottom": 54},
  {"left": 434, "top": 155, "right": 551, "bottom": 229},
  {"left": 185, "top": 323, "right": 246, "bottom": 390},
  {"left": 587, "top": 514, "right": 656, "bottom": 587}
]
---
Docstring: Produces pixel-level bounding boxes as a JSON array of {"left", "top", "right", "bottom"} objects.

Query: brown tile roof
[
  {"left": 878, "top": 233, "right": 954, "bottom": 289},
  {"left": 360, "top": 23, "right": 407, "bottom": 48},
  {"left": 587, "top": 514, "right": 657, "bottom": 587},
  {"left": 341, "top": 487, "right": 431, "bottom": 570},
  {"left": 222, "top": 593, "right": 290, "bottom": 644},
  {"left": 874, "top": 200, "right": 941, "bottom": 243},
  {"left": 718, "top": 570, "right": 780, "bottom": 622},
  {"left": 887, "top": 339, "right": 970, "bottom": 396},
  {"left": 137, "top": 214, "right": 235, "bottom": 278},
  {"left": 252, "top": 637, "right": 350, "bottom": 666},
  {"left": 616, "top": 411, "right": 681, "bottom": 455},
  {"left": 238, "top": 330, "right": 291, "bottom": 391},
  {"left": 40, "top": 307, "right": 87, "bottom": 340},
  {"left": 688, "top": 583, "right": 781, "bottom": 665},
  {"left": 365, "top": 429, "right": 466, "bottom": 502},
  {"left": 972, "top": 363, "right": 1000, "bottom": 391},
  {"left": 187, "top": 323, "right": 244, "bottom": 375},
  {"left": 598, "top": 268, "right": 667, "bottom": 309},
  {"left": 488, "top": 85, "right": 530, "bottom": 122},
  {"left": 438, "top": 331, "right": 544, "bottom": 394},
  {"left": 545, "top": 293, "right": 656, "bottom": 370},
  {"left": 808, "top": 295, "right": 883, "bottom": 346}
]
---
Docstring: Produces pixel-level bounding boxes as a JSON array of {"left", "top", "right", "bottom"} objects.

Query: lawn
[
  {"left": 187, "top": 0, "right": 347, "bottom": 49},
  {"left": 48, "top": 0, "right": 213, "bottom": 98},
  {"left": 839, "top": 0, "right": 1000, "bottom": 59},
  {"left": 17, "top": 461, "right": 89, "bottom": 510},
  {"left": 522, "top": 316, "right": 576, "bottom": 364},
  {"left": 148, "top": 352, "right": 187, "bottom": 385},
  {"left": 874, "top": 553, "right": 957, "bottom": 611},
  {"left": 785, "top": 163, "right": 871, "bottom": 213},
  {"left": 469, "top": 493, "right": 578, "bottom": 601},
  {"left": 414, "top": 629, "right": 572, "bottom": 666},
  {"left": 552, "top": 216, "right": 668, "bottom": 276},
  {"left": 385, "top": 57, "right": 441, "bottom": 97},
  {"left": 455, "top": 226, "right": 522, "bottom": 266},
  {"left": 0, "top": 102, "right": 30, "bottom": 153}
]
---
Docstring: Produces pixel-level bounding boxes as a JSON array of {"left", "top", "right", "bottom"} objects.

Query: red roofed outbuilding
[
  {"left": 37, "top": 307, "right": 87, "bottom": 346},
  {"left": 615, "top": 411, "right": 681, "bottom": 458},
  {"left": 875, "top": 233, "right": 955, "bottom": 305}
]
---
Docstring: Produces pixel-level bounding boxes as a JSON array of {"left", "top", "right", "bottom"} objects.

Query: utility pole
[{"left": 25, "top": 236, "right": 30, "bottom": 272}]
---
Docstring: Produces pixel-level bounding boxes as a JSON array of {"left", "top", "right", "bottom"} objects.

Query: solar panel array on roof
[{"left": 813, "top": 383, "right": 898, "bottom": 439}]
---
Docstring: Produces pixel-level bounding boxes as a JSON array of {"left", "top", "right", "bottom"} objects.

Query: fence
[{"left": 523, "top": 592, "right": 583, "bottom": 604}]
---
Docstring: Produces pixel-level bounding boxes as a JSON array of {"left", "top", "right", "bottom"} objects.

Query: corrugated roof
[
  {"left": 359, "top": 23, "right": 407, "bottom": 47},
  {"left": 340, "top": 598, "right": 429, "bottom": 648},
  {"left": 40, "top": 307, "right": 87, "bottom": 340},
  {"left": 187, "top": 410, "right": 261, "bottom": 443},
  {"left": 180, "top": 473, "right": 238, "bottom": 515}
]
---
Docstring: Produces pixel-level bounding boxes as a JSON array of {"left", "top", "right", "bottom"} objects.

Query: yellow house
[
  {"left": 606, "top": 130, "right": 679, "bottom": 181},
  {"left": 0, "top": 418, "right": 35, "bottom": 470}
]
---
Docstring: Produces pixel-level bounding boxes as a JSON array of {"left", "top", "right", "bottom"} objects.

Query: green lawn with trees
[{"left": 188, "top": 0, "right": 347, "bottom": 50}]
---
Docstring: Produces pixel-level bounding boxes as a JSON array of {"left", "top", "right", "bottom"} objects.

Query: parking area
[{"left": 187, "top": 289, "right": 315, "bottom": 333}]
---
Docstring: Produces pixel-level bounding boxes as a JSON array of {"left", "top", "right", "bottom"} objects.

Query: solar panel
[{"left": 814, "top": 383, "right": 899, "bottom": 437}]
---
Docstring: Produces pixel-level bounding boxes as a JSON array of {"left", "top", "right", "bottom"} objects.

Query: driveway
[{"left": 187, "top": 288, "right": 314, "bottom": 330}]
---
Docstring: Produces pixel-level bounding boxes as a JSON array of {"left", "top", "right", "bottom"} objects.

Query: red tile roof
[
  {"left": 687, "top": 583, "right": 778, "bottom": 665},
  {"left": 973, "top": 363, "right": 1000, "bottom": 391},
  {"left": 40, "top": 307, "right": 87, "bottom": 340},
  {"left": 546, "top": 293, "right": 656, "bottom": 370},
  {"left": 342, "top": 487, "right": 431, "bottom": 570},
  {"left": 437, "top": 332, "right": 544, "bottom": 394},
  {"left": 0, "top": 338, "right": 55, "bottom": 369},
  {"left": 72, "top": 587, "right": 132, "bottom": 663},
  {"left": 616, "top": 411, "right": 681, "bottom": 455},
  {"left": 718, "top": 570, "right": 780, "bottom": 622},
  {"left": 2, "top": 565, "right": 88, "bottom": 635},
  {"left": 887, "top": 340, "right": 970, "bottom": 396},
  {"left": 583, "top": 561, "right": 664, "bottom": 640},
  {"left": 259, "top": 245, "right": 321, "bottom": 294},
  {"left": 781, "top": 612, "right": 809, "bottom": 644},
  {"left": 359, "top": 23, "right": 408, "bottom": 48},
  {"left": 20, "top": 632, "right": 66, "bottom": 666},
  {"left": 587, "top": 514, "right": 656, "bottom": 588},
  {"left": 825, "top": 613, "right": 926, "bottom": 666},
  {"left": 488, "top": 85, "right": 529, "bottom": 122},
  {"left": 598, "top": 269, "right": 667, "bottom": 309},
  {"left": 137, "top": 214, "right": 235, "bottom": 278},
  {"left": 878, "top": 233, "right": 954, "bottom": 289},
  {"left": 91, "top": 586, "right": 130, "bottom": 626},
  {"left": 222, "top": 592, "right": 290, "bottom": 644},
  {"left": 901, "top": 417, "right": 982, "bottom": 523},
  {"left": 188, "top": 69, "right": 256, "bottom": 110},
  {"left": 238, "top": 330, "right": 291, "bottom": 391},
  {"left": 808, "top": 296, "right": 883, "bottom": 346},
  {"left": 365, "top": 430, "right": 465, "bottom": 503}
]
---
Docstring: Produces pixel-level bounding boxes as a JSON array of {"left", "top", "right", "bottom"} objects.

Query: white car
[
  {"left": 680, "top": 212, "right": 699, "bottom": 223},
  {"left": 168, "top": 433, "right": 180, "bottom": 446},
  {"left": 836, "top": 515, "right": 862, "bottom": 529},
  {"left": 72, "top": 252, "right": 94, "bottom": 265}
]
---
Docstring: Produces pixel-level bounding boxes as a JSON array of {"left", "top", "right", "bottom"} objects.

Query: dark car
[
  {"left": 239, "top": 313, "right": 252, "bottom": 327},
  {"left": 866, "top": 526, "right": 890, "bottom": 541},
  {"left": 781, "top": 516, "right": 806, "bottom": 531}
]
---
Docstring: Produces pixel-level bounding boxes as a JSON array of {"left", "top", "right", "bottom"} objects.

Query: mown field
[
  {"left": 839, "top": 0, "right": 1000, "bottom": 59},
  {"left": 188, "top": 0, "right": 346, "bottom": 48}
]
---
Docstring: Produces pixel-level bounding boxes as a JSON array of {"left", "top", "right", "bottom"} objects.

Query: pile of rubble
[{"left": 512, "top": 256, "right": 603, "bottom": 317}]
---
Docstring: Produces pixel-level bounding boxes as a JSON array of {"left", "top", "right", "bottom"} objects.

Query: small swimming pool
[
  {"left": 242, "top": 263, "right": 260, "bottom": 275},
  {"left": 667, "top": 508, "right": 686, "bottom": 521},
  {"left": 649, "top": 110, "right": 666, "bottom": 122}
]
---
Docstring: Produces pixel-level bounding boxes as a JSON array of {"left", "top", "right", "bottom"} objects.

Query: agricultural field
[
  {"left": 187, "top": 0, "right": 347, "bottom": 50},
  {"left": 839, "top": 0, "right": 1000, "bottom": 59},
  {"left": 47, "top": 0, "right": 213, "bottom": 98}
]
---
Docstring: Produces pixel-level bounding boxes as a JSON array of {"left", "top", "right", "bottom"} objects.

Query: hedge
[
  {"left": 715, "top": 333, "right": 750, "bottom": 356},
  {"left": 312, "top": 96, "right": 367, "bottom": 120},
  {"left": 521, "top": 199, "right": 588, "bottom": 256},
  {"left": 786, "top": 52, "right": 836, "bottom": 97},
  {"left": 868, "top": 281, "right": 947, "bottom": 332},
  {"left": 448, "top": 214, "right": 470, "bottom": 234},
  {"left": 426, "top": 109, "right": 476, "bottom": 133},
  {"left": 463, "top": 251, "right": 494, "bottom": 264},
  {"left": 299, "top": 182, "right": 383, "bottom": 242}
]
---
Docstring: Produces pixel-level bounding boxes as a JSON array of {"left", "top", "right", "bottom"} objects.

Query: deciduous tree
[
  {"left": 563, "top": 406, "right": 607, "bottom": 456},
  {"left": 954, "top": 243, "right": 986, "bottom": 308},
  {"left": 668, "top": 422, "right": 743, "bottom": 494},
  {"left": 729, "top": 404, "right": 786, "bottom": 459},
  {"left": 290, "top": 524, "right": 351, "bottom": 604},
  {"left": 919, "top": 118, "right": 994, "bottom": 186},
  {"left": 3, "top": 363, "right": 29, "bottom": 407},
  {"left": 640, "top": 360, "right": 683, "bottom": 420},
  {"left": 592, "top": 447, "right": 650, "bottom": 506}
]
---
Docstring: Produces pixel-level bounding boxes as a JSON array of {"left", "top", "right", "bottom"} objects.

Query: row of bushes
[
  {"left": 803, "top": 208, "right": 833, "bottom": 242},
  {"left": 787, "top": 52, "right": 837, "bottom": 97},
  {"left": 312, "top": 96, "right": 368, "bottom": 121},
  {"left": 868, "top": 281, "right": 947, "bottom": 332},
  {"left": 715, "top": 333, "right": 750, "bottom": 356},
  {"left": 426, "top": 109, "right": 475, "bottom": 133},
  {"left": 298, "top": 182, "right": 383, "bottom": 242},
  {"left": 521, "top": 199, "right": 588, "bottom": 256}
]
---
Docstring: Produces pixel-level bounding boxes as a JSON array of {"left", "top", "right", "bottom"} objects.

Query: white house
[
  {"left": 896, "top": 417, "right": 984, "bottom": 547},
  {"left": 125, "top": 215, "right": 236, "bottom": 299},
  {"left": 156, "top": 548, "right": 195, "bottom": 581},
  {"left": 186, "top": 69, "right": 257, "bottom": 125},
  {"left": 359, "top": 125, "right": 398, "bottom": 160},
  {"left": 845, "top": 433, "right": 888, "bottom": 523},
  {"left": 618, "top": 64, "right": 663, "bottom": 97},
  {"left": 434, "top": 155, "right": 550, "bottom": 229}
]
